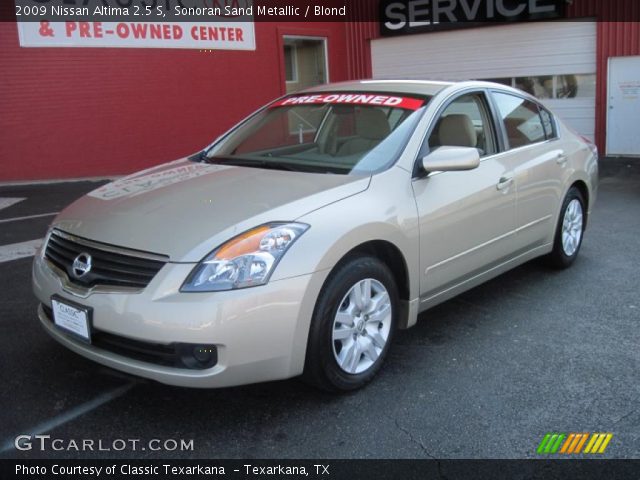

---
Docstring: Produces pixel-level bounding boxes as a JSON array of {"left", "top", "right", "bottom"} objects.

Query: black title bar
[{"left": 3, "top": 459, "right": 640, "bottom": 480}]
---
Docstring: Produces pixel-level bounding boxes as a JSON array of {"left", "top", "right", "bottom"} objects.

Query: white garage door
[{"left": 372, "top": 21, "right": 597, "bottom": 141}]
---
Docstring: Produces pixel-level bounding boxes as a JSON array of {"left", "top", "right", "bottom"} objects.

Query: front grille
[
  {"left": 45, "top": 229, "right": 168, "bottom": 290},
  {"left": 42, "top": 305, "right": 217, "bottom": 370}
]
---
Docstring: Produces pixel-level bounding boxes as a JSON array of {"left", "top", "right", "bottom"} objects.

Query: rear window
[
  {"left": 539, "top": 107, "right": 557, "bottom": 140},
  {"left": 492, "top": 92, "right": 546, "bottom": 149}
]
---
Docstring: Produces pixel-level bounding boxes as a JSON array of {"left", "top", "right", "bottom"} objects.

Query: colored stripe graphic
[
  {"left": 549, "top": 434, "right": 566, "bottom": 453},
  {"left": 573, "top": 433, "right": 589, "bottom": 454},
  {"left": 584, "top": 433, "right": 614, "bottom": 454},
  {"left": 539, "top": 433, "right": 612, "bottom": 455},
  {"left": 561, "top": 433, "right": 588, "bottom": 454},
  {"left": 537, "top": 434, "right": 552, "bottom": 454},
  {"left": 598, "top": 434, "right": 613, "bottom": 453},
  {"left": 584, "top": 434, "right": 599, "bottom": 453},
  {"left": 537, "top": 433, "right": 566, "bottom": 454},
  {"left": 591, "top": 434, "right": 606, "bottom": 453},
  {"left": 560, "top": 434, "right": 576, "bottom": 453}
]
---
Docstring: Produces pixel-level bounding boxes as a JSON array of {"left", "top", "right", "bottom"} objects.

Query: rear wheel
[
  {"left": 547, "top": 187, "right": 586, "bottom": 269},
  {"left": 303, "top": 256, "right": 398, "bottom": 392}
]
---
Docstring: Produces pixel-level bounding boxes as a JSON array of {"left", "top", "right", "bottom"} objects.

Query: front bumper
[{"left": 33, "top": 253, "right": 328, "bottom": 388}]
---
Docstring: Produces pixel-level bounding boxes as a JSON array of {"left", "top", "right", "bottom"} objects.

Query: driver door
[{"left": 411, "top": 91, "right": 517, "bottom": 303}]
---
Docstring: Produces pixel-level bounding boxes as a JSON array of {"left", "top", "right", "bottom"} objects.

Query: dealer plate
[{"left": 51, "top": 295, "right": 92, "bottom": 343}]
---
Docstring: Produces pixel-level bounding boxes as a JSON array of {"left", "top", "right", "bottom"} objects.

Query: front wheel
[
  {"left": 547, "top": 187, "right": 586, "bottom": 269},
  {"left": 303, "top": 256, "right": 399, "bottom": 392}
]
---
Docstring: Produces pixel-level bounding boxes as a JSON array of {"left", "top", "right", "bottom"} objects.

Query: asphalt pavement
[{"left": 0, "top": 161, "right": 638, "bottom": 459}]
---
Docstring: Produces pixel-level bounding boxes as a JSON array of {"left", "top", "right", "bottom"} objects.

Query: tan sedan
[{"left": 32, "top": 80, "right": 598, "bottom": 391}]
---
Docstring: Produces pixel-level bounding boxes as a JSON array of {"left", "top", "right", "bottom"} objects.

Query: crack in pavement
[
  {"left": 392, "top": 417, "right": 450, "bottom": 479},
  {"left": 393, "top": 417, "right": 436, "bottom": 459},
  {"left": 612, "top": 400, "right": 640, "bottom": 425}
]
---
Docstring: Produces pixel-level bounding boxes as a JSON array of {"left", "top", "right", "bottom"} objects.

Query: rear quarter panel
[{"left": 556, "top": 122, "right": 599, "bottom": 230}]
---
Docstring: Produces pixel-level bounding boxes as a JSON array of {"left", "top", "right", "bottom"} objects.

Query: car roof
[
  {"left": 300, "top": 80, "right": 542, "bottom": 104},
  {"left": 301, "top": 80, "right": 454, "bottom": 97}
]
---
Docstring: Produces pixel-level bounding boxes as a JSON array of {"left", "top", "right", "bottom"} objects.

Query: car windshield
[{"left": 200, "top": 92, "right": 430, "bottom": 174}]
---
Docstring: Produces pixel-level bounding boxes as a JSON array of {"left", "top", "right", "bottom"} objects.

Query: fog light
[
  {"left": 193, "top": 346, "right": 214, "bottom": 363},
  {"left": 176, "top": 343, "right": 217, "bottom": 369}
]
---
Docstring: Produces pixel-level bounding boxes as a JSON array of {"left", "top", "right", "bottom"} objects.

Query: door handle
[
  {"left": 497, "top": 176, "right": 514, "bottom": 191},
  {"left": 556, "top": 153, "right": 568, "bottom": 165}
]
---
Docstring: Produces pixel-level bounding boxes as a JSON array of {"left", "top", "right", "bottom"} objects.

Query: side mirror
[{"left": 421, "top": 146, "right": 480, "bottom": 173}]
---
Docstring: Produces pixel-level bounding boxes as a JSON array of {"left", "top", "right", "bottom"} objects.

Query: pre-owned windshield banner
[{"left": 270, "top": 94, "right": 425, "bottom": 110}]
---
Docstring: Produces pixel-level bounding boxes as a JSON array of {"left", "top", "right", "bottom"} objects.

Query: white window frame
[
  {"left": 282, "top": 35, "right": 330, "bottom": 86},
  {"left": 283, "top": 43, "right": 298, "bottom": 84}
]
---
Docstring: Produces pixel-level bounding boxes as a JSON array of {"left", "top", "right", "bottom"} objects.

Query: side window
[
  {"left": 492, "top": 92, "right": 546, "bottom": 149},
  {"left": 425, "top": 92, "right": 497, "bottom": 157},
  {"left": 539, "top": 106, "right": 557, "bottom": 140}
]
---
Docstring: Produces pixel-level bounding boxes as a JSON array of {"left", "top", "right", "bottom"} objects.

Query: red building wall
[
  {"left": 0, "top": 21, "right": 350, "bottom": 181},
  {"left": 568, "top": 0, "right": 640, "bottom": 152},
  {"left": 595, "top": 21, "right": 640, "bottom": 153},
  {"left": 2, "top": 2, "right": 639, "bottom": 182}
]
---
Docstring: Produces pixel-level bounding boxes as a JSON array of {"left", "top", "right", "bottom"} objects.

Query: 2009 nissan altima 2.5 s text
[{"left": 33, "top": 80, "right": 598, "bottom": 391}]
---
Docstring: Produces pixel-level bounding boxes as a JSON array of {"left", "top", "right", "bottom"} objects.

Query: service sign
[
  {"left": 380, "top": 0, "right": 566, "bottom": 36},
  {"left": 15, "top": 0, "right": 256, "bottom": 50}
]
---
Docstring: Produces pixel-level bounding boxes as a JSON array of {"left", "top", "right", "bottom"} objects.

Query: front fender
[{"left": 272, "top": 166, "right": 420, "bottom": 301}]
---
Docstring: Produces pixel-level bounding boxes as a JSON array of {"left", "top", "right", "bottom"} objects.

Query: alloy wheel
[
  {"left": 562, "top": 199, "right": 584, "bottom": 256},
  {"left": 331, "top": 278, "right": 392, "bottom": 374}
]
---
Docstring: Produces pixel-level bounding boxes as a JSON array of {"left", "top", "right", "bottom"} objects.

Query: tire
[
  {"left": 547, "top": 187, "right": 586, "bottom": 269},
  {"left": 302, "top": 255, "right": 399, "bottom": 392}
]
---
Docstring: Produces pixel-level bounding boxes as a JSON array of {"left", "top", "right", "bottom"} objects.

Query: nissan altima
[{"left": 32, "top": 80, "right": 598, "bottom": 391}]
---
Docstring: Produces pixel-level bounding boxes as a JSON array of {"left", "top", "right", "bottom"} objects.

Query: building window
[
  {"left": 515, "top": 76, "right": 554, "bottom": 99},
  {"left": 282, "top": 36, "right": 329, "bottom": 133},
  {"left": 480, "top": 74, "right": 596, "bottom": 100},
  {"left": 556, "top": 74, "right": 596, "bottom": 99},
  {"left": 282, "top": 37, "right": 328, "bottom": 94},
  {"left": 284, "top": 44, "right": 298, "bottom": 83}
]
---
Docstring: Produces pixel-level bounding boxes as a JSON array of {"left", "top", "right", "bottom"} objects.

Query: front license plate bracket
[{"left": 51, "top": 295, "right": 93, "bottom": 344}]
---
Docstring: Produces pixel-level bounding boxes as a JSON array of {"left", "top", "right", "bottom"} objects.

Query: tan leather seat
[
  {"left": 438, "top": 114, "right": 477, "bottom": 148},
  {"left": 337, "top": 108, "right": 391, "bottom": 156}
]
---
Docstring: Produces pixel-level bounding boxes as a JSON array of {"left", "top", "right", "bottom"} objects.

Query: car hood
[{"left": 52, "top": 159, "right": 370, "bottom": 262}]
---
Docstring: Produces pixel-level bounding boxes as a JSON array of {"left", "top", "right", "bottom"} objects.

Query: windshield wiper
[
  {"left": 211, "top": 157, "right": 299, "bottom": 172},
  {"left": 189, "top": 150, "right": 209, "bottom": 163}
]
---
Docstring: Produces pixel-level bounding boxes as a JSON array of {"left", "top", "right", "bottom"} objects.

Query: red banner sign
[{"left": 271, "top": 93, "right": 425, "bottom": 110}]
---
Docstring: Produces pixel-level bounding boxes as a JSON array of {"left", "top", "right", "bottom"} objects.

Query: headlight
[{"left": 181, "top": 223, "right": 309, "bottom": 292}]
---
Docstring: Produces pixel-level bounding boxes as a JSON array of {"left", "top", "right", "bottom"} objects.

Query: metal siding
[
  {"left": 371, "top": 22, "right": 598, "bottom": 140},
  {"left": 0, "top": 21, "right": 350, "bottom": 181},
  {"left": 372, "top": 22, "right": 597, "bottom": 79},
  {"left": 364, "top": 0, "right": 640, "bottom": 152},
  {"left": 566, "top": 1, "right": 640, "bottom": 149}
]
